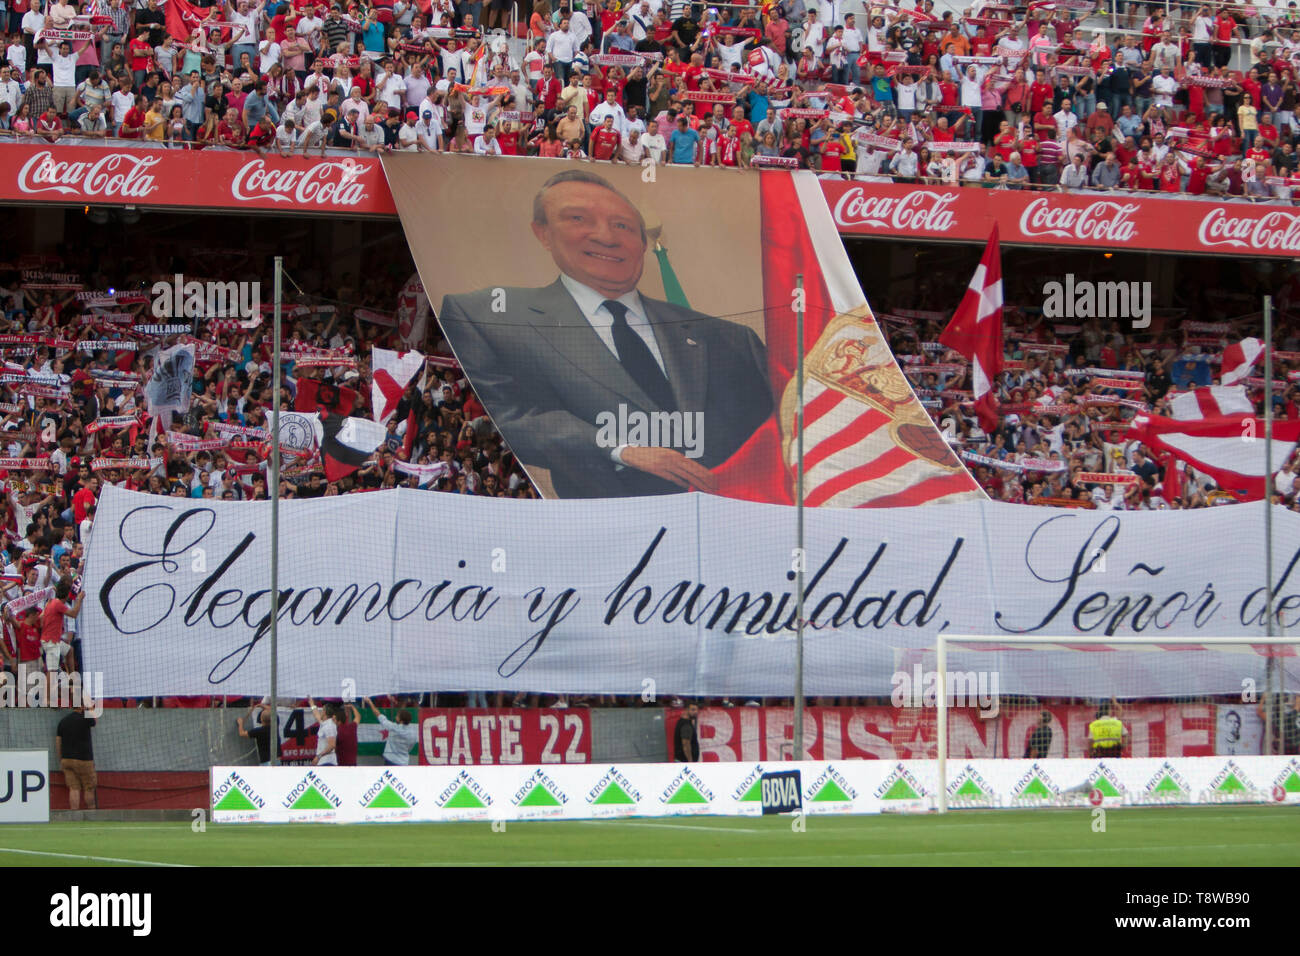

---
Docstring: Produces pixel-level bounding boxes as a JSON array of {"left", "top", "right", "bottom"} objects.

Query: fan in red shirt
[
  {"left": 716, "top": 128, "right": 741, "bottom": 166},
  {"left": 1017, "top": 133, "right": 1038, "bottom": 172},
  {"left": 1257, "top": 119, "right": 1279, "bottom": 148},
  {"left": 590, "top": 115, "right": 621, "bottom": 160},
  {"left": 821, "top": 129, "right": 846, "bottom": 172},
  {"left": 14, "top": 608, "right": 42, "bottom": 668},
  {"left": 246, "top": 115, "right": 276, "bottom": 152},
  {"left": 218, "top": 108, "right": 247, "bottom": 146},
  {"left": 1186, "top": 156, "right": 1213, "bottom": 194},
  {"left": 128, "top": 30, "right": 153, "bottom": 75},
  {"left": 536, "top": 69, "right": 561, "bottom": 113},
  {"left": 729, "top": 105, "right": 754, "bottom": 140},
  {"left": 1029, "top": 78, "right": 1054, "bottom": 113},
  {"left": 993, "top": 125, "right": 1016, "bottom": 161},
  {"left": 119, "top": 95, "right": 149, "bottom": 139},
  {"left": 1158, "top": 156, "right": 1183, "bottom": 191},
  {"left": 1246, "top": 145, "right": 1272, "bottom": 174}
]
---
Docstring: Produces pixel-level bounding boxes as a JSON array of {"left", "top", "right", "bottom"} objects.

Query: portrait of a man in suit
[{"left": 438, "top": 169, "right": 774, "bottom": 498}]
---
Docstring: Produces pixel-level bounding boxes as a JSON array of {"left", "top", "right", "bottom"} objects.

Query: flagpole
[
  {"left": 269, "top": 256, "right": 282, "bottom": 767},
  {"left": 794, "top": 273, "right": 805, "bottom": 762},
  {"left": 1263, "top": 295, "right": 1276, "bottom": 753}
]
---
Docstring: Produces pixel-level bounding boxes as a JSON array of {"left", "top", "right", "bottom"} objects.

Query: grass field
[{"left": 1, "top": 806, "right": 1297, "bottom": 866}]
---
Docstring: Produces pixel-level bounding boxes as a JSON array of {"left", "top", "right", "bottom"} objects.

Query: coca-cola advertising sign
[
  {"left": 17, "top": 150, "right": 160, "bottom": 199},
  {"left": 1017, "top": 196, "right": 1140, "bottom": 243},
  {"left": 1, "top": 144, "right": 395, "bottom": 216},
  {"left": 822, "top": 179, "right": 1298, "bottom": 258},
  {"left": 230, "top": 158, "right": 370, "bottom": 207},
  {"left": 1197, "top": 206, "right": 1300, "bottom": 253},
  {"left": 832, "top": 186, "right": 959, "bottom": 233}
]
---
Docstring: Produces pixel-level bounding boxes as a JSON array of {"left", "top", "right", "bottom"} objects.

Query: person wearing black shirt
[
  {"left": 237, "top": 702, "right": 278, "bottom": 766},
  {"left": 671, "top": 14, "right": 701, "bottom": 53},
  {"left": 673, "top": 701, "right": 699, "bottom": 761},
  {"left": 56, "top": 704, "right": 97, "bottom": 810},
  {"left": 1144, "top": 357, "right": 1172, "bottom": 403},
  {"left": 136, "top": 0, "right": 167, "bottom": 49},
  {"left": 1024, "top": 710, "right": 1053, "bottom": 758}
]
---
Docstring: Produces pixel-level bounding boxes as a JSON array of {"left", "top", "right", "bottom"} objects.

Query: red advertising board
[
  {"left": 667, "top": 704, "right": 1218, "bottom": 761},
  {"left": 417, "top": 708, "right": 591, "bottom": 765},
  {"left": 823, "top": 179, "right": 1300, "bottom": 258},
  {"left": 0, "top": 145, "right": 395, "bottom": 216}
]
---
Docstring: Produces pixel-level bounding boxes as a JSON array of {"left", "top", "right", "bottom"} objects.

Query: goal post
[{"left": 934, "top": 634, "right": 1300, "bottom": 813}]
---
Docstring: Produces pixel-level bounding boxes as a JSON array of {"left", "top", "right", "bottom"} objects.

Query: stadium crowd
[
  {"left": 881, "top": 268, "right": 1300, "bottom": 509},
  {"left": 2, "top": 0, "right": 1300, "bottom": 199}
]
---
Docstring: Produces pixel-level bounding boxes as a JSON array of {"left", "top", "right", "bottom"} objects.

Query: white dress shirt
[{"left": 559, "top": 274, "right": 667, "bottom": 375}]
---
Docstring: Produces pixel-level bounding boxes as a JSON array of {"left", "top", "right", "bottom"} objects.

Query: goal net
[{"left": 930, "top": 634, "right": 1300, "bottom": 811}]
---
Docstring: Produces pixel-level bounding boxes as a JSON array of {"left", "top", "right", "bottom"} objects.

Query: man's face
[{"left": 531, "top": 181, "right": 645, "bottom": 297}]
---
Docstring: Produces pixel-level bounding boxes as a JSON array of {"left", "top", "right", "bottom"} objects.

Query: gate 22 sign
[{"left": 418, "top": 709, "right": 591, "bottom": 765}]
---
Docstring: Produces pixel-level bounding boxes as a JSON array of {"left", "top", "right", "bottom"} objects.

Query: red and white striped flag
[
  {"left": 1220, "top": 337, "right": 1264, "bottom": 386},
  {"left": 939, "top": 226, "right": 1004, "bottom": 435},
  {"left": 710, "top": 173, "right": 984, "bottom": 508},
  {"left": 1168, "top": 384, "right": 1253, "bottom": 421},
  {"left": 371, "top": 347, "right": 425, "bottom": 425},
  {"left": 1126, "top": 413, "right": 1300, "bottom": 500}
]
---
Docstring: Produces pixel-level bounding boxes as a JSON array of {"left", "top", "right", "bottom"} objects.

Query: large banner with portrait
[
  {"left": 380, "top": 154, "right": 983, "bottom": 506},
  {"left": 83, "top": 485, "right": 1299, "bottom": 697}
]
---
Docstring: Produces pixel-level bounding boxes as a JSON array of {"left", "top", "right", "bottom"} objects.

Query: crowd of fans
[
  {"left": 881, "top": 268, "right": 1300, "bottom": 508},
  {"left": 2, "top": 0, "right": 1300, "bottom": 199}
]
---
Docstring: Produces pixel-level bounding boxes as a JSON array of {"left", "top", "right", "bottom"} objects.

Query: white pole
[
  {"left": 268, "top": 257, "right": 282, "bottom": 766},
  {"left": 936, "top": 632, "right": 948, "bottom": 814},
  {"left": 794, "top": 273, "right": 806, "bottom": 762},
  {"left": 1264, "top": 294, "right": 1276, "bottom": 752}
]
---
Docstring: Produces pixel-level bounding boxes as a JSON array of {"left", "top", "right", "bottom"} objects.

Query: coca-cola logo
[
  {"left": 17, "top": 151, "right": 159, "bottom": 199},
  {"left": 1197, "top": 207, "right": 1300, "bottom": 253},
  {"left": 832, "top": 187, "right": 958, "bottom": 233},
  {"left": 231, "top": 160, "right": 369, "bottom": 206},
  {"left": 1018, "top": 197, "right": 1139, "bottom": 242}
]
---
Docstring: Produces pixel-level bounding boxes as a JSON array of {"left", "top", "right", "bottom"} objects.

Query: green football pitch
[{"left": 1, "top": 807, "right": 1297, "bottom": 866}]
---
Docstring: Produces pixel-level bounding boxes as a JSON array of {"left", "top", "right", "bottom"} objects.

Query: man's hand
[{"left": 620, "top": 446, "right": 718, "bottom": 493}]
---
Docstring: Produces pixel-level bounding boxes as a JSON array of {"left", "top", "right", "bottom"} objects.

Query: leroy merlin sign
[{"left": 210, "top": 757, "right": 1300, "bottom": 823}]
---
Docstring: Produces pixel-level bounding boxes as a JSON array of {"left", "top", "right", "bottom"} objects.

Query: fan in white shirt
[{"left": 376, "top": 66, "right": 406, "bottom": 110}]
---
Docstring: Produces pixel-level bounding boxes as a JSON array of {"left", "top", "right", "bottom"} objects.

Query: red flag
[
  {"left": 401, "top": 408, "right": 417, "bottom": 461},
  {"left": 1220, "top": 337, "right": 1264, "bottom": 386},
  {"left": 1126, "top": 413, "right": 1300, "bottom": 501},
  {"left": 939, "top": 226, "right": 1004, "bottom": 435},
  {"left": 295, "top": 378, "right": 359, "bottom": 416},
  {"left": 711, "top": 173, "right": 981, "bottom": 508},
  {"left": 165, "top": 0, "right": 212, "bottom": 43}
]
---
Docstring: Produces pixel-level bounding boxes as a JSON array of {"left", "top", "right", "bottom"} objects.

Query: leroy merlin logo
[
  {"left": 946, "top": 765, "right": 996, "bottom": 806},
  {"left": 361, "top": 770, "right": 419, "bottom": 809},
  {"left": 212, "top": 771, "right": 264, "bottom": 812},
  {"left": 586, "top": 767, "right": 641, "bottom": 806},
  {"left": 1273, "top": 760, "right": 1300, "bottom": 799},
  {"left": 1201, "top": 760, "right": 1262, "bottom": 803},
  {"left": 1011, "top": 763, "right": 1058, "bottom": 802},
  {"left": 437, "top": 770, "right": 494, "bottom": 809},
  {"left": 805, "top": 764, "right": 858, "bottom": 804},
  {"left": 512, "top": 769, "right": 569, "bottom": 808},
  {"left": 1088, "top": 763, "right": 1125, "bottom": 799},
  {"left": 734, "top": 764, "right": 767, "bottom": 803},
  {"left": 1142, "top": 762, "right": 1189, "bottom": 802},
  {"left": 659, "top": 768, "right": 715, "bottom": 806},
  {"left": 283, "top": 771, "right": 343, "bottom": 811},
  {"left": 874, "top": 763, "right": 926, "bottom": 801}
]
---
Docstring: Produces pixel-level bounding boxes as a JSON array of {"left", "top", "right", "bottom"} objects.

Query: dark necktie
[{"left": 602, "top": 299, "right": 673, "bottom": 410}]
